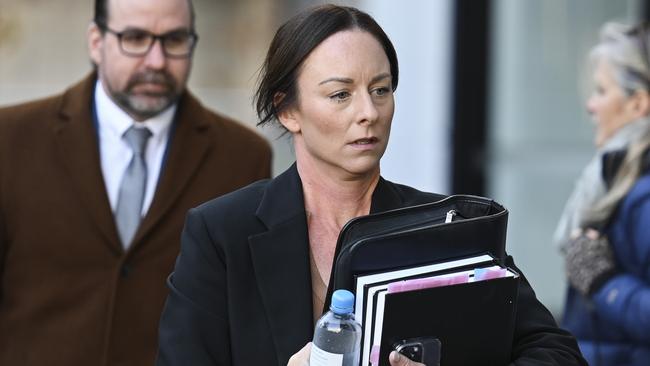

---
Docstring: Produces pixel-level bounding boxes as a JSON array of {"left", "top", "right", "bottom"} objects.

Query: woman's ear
[
  {"left": 637, "top": 90, "right": 650, "bottom": 117},
  {"left": 274, "top": 93, "right": 301, "bottom": 133}
]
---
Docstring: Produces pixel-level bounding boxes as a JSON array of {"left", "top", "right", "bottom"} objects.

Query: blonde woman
[{"left": 560, "top": 22, "right": 650, "bottom": 366}]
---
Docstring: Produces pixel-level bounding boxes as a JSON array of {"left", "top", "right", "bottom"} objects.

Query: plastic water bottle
[{"left": 310, "top": 289, "right": 362, "bottom": 366}]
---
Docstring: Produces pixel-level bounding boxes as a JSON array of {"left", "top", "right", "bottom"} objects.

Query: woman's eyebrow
[
  {"left": 318, "top": 73, "right": 391, "bottom": 86},
  {"left": 319, "top": 77, "right": 353, "bottom": 86}
]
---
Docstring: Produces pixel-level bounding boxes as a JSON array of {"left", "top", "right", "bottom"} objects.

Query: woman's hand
[
  {"left": 389, "top": 350, "right": 427, "bottom": 366},
  {"left": 565, "top": 227, "right": 617, "bottom": 296},
  {"left": 287, "top": 342, "right": 311, "bottom": 366}
]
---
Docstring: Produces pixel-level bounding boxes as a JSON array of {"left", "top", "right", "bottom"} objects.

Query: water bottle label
[{"left": 309, "top": 344, "right": 344, "bottom": 366}]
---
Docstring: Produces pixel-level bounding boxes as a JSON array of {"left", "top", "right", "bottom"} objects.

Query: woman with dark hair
[
  {"left": 157, "top": 5, "right": 586, "bottom": 366},
  {"left": 559, "top": 22, "right": 650, "bottom": 366}
]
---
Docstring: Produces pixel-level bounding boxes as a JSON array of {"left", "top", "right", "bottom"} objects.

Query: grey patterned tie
[{"left": 115, "top": 126, "right": 152, "bottom": 247}]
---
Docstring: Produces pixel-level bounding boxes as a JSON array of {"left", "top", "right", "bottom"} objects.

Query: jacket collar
[
  {"left": 254, "top": 166, "right": 405, "bottom": 227},
  {"left": 370, "top": 176, "right": 406, "bottom": 213},
  {"left": 255, "top": 163, "right": 307, "bottom": 228}
]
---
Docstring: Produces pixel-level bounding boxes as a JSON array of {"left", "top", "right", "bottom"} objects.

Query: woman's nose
[
  {"left": 357, "top": 93, "right": 379, "bottom": 125},
  {"left": 585, "top": 97, "right": 596, "bottom": 115}
]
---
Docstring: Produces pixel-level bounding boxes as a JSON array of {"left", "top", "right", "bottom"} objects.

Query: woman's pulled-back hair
[
  {"left": 254, "top": 4, "right": 398, "bottom": 129},
  {"left": 590, "top": 22, "right": 650, "bottom": 96}
]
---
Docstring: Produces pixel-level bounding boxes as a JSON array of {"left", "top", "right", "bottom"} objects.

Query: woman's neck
[
  {"left": 297, "top": 156, "right": 380, "bottom": 230},
  {"left": 295, "top": 141, "right": 381, "bottom": 286}
]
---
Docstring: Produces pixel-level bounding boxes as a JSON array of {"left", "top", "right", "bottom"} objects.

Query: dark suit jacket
[
  {"left": 0, "top": 74, "right": 272, "bottom": 366},
  {"left": 157, "top": 164, "right": 587, "bottom": 366}
]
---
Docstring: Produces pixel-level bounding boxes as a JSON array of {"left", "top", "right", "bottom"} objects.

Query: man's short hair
[{"left": 93, "top": 0, "right": 196, "bottom": 31}]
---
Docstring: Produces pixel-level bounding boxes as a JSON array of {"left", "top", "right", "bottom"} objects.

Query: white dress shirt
[{"left": 94, "top": 80, "right": 175, "bottom": 216}]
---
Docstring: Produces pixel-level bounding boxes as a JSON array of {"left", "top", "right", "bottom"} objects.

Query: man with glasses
[{"left": 0, "top": 0, "right": 271, "bottom": 365}]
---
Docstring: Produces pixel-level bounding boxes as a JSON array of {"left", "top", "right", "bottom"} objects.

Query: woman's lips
[{"left": 349, "top": 137, "right": 379, "bottom": 150}]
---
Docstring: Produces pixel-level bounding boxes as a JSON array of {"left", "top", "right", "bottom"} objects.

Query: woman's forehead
[{"left": 299, "top": 30, "right": 390, "bottom": 82}]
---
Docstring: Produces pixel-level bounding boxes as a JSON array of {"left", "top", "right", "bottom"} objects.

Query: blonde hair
[
  {"left": 590, "top": 22, "right": 650, "bottom": 95},
  {"left": 584, "top": 22, "right": 650, "bottom": 226}
]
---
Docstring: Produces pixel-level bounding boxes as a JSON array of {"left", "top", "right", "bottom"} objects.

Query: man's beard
[{"left": 112, "top": 71, "right": 181, "bottom": 120}]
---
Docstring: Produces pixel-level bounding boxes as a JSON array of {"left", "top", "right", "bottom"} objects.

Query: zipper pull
[{"left": 445, "top": 209, "right": 457, "bottom": 223}]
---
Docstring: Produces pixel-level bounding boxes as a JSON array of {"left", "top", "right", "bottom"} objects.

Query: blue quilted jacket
[{"left": 563, "top": 168, "right": 650, "bottom": 366}]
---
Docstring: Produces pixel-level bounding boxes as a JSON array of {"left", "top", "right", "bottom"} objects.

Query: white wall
[{"left": 358, "top": 0, "right": 453, "bottom": 194}]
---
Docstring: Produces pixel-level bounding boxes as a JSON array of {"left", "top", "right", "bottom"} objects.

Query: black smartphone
[{"left": 392, "top": 337, "right": 441, "bottom": 365}]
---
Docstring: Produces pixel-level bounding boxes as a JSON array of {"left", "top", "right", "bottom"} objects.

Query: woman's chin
[{"left": 340, "top": 159, "right": 381, "bottom": 178}]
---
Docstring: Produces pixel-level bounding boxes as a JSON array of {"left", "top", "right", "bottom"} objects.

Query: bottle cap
[{"left": 330, "top": 289, "right": 354, "bottom": 315}]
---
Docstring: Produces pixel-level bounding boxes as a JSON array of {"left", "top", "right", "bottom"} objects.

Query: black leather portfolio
[
  {"left": 323, "top": 194, "right": 512, "bottom": 365},
  {"left": 325, "top": 194, "right": 509, "bottom": 309}
]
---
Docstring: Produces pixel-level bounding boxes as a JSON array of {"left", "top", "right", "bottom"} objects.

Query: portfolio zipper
[
  {"left": 331, "top": 207, "right": 471, "bottom": 304},
  {"left": 347, "top": 209, "right": 466, "bottom": 247},
  {"left": 445, "top": 210, "right": 457, "bottom": 223}
]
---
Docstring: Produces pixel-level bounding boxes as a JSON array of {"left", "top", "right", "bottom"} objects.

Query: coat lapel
[
  {"left": 53, "top": 74, "right": 122, "bottom": 254},
  {"left": 52, "top": 80, "right": 213, "bottom": 253},
  {"left": 131, "top": 92, "right": 212, "bottom": 246},
  {"left": 248, "top": 164, "right": 314, "bottom": 364}
]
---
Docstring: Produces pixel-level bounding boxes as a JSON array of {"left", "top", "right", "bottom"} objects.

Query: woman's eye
[
  {"left": 373, "top": 87, "right": 391, "bottom": 96},
  {"left": 330, "top": 91, "right": 351, "bottom": 102}
]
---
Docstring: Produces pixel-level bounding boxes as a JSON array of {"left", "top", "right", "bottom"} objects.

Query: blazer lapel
[
  {"left": 248, "top": 164, "right": 314, "bottom": 364},
  {"left": 53, "top": 74, "right": 122, "bottom": 254},
  {"left": 132, "top": 92, "right": 211, "bottom": 246}
]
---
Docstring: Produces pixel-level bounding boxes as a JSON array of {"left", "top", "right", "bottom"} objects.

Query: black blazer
[{"left": 157, "top": 164, "right": 586, "bottom": 366}]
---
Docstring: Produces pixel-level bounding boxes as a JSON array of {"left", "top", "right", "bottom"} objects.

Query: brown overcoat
[{"left": 0, "top": 74, "right": 272, "bottom": 366}]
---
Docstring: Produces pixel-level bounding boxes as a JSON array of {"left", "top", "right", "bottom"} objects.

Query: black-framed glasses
[{"left": 103, "top": 26, "right": 198, "bottom": 58}]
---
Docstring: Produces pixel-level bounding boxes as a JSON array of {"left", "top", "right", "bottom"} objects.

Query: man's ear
[
  {"left": 87, "top": 22, "right": 104, "bottom": 66},
  {"left": 275, "top": 93, "right": 301, "bottom": 133}
]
